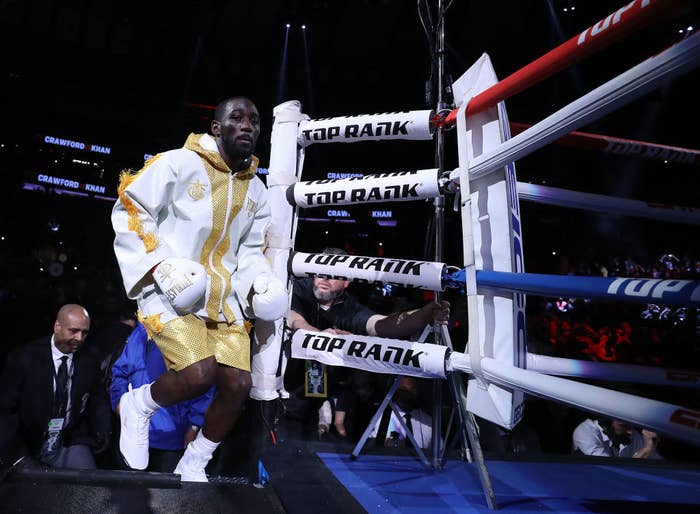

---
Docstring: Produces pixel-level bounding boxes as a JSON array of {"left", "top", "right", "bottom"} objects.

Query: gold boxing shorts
[{"left": 140, "top": 313, "right": 250, "bottom": 372}]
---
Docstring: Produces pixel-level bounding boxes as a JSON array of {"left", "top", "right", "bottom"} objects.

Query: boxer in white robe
[{"left": 111, "top": 97, "right": 287, "bottom": 482}]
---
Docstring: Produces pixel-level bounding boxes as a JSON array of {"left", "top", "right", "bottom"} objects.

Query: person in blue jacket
[{"left": 110, "top": 323, "right": 215, "bottom": 473}]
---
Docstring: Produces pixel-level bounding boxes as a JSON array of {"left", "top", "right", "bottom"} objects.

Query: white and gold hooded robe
[{"left": 112, "top": 133, "right": 272, "bottom": 329}]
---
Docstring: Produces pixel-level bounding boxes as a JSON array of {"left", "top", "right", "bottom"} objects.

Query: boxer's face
[{"left": 212, "top": 98, "right": 260, "bottom": 161}]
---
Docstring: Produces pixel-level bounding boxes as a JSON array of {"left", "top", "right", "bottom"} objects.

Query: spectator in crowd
[
  {"left": 287, "top": 247, "right": 450, "bottom": 438},
  {"left": 111, "top": 323, "right": 215, "bottom": 472},
  {"left": 0, "top": 304, "right": 111, "bottom": 469},
  {"left": 88, "top": 305, "right": 138, "bottom": 391},
  {"left": 370, "top": 377, "right": 434, "bottom": 449},
  {"left": 572, "top": 417, "right": 661, "bottom": 459}
]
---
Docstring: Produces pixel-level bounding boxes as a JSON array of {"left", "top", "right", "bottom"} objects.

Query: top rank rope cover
[
  {"left": 290, "top": 251, "right": 446, "bottom": 291},
  {"left": 286, "top": 168, "right": 442, "bottom": 208},
  {"left": 292, "top": 330, "right": 449, "bottom": 379},
  {"left": 298, "top": 110, "right": 434, "bottom": 147}
]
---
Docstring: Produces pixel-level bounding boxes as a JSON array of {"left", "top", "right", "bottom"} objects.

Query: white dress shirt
[
  {"left": 371, "top": 405, "right": 434, "bottom": 449},
  {"left": 572, "top": 418, "right": 661, "bottom": 458}
]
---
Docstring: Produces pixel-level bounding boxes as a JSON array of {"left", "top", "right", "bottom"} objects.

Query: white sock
[
  {"left": 190, "top": 430, "right": 220, "bottom": 456},
  {"left": 136, "top": 383, "right": 160, "bottom": 414}
]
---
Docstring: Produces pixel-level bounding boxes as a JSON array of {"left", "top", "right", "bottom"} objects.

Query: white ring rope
[
  {"left": 525, "top": 353, "right": 700, "bottom": 390},
  {"left": 516, "top": 182, "right": 700, "bottom": 225}
]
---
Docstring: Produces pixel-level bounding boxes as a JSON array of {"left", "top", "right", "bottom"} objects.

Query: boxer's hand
[
  {"left": 252, "top": 274, "right": 287, "bottom": 321},
  {"left": 152, "top": 258, "right": 207, "bottom": 312}
]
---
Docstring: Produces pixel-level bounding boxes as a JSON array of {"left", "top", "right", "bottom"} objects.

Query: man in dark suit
[{"left": 0, "top": 304, "right": 112, "bottom": 469}]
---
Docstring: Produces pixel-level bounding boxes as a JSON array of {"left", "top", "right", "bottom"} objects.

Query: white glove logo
[
  {"left": 153, "top": 258, "right": 207, "bottom": 312},
  {"left": 156, "top": 262, "right": 191, "bottom": 301},
  {"left": 251, "top": 274, "right": 288, "bottom": 321}
]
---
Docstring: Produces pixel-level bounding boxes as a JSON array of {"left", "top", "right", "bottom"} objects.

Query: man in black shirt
[
  {"left": 287, "top": 248, "right": 449, "bottom": 437},
  {"left": 289, "top": 276, "right": 376, "bottom": 336}
]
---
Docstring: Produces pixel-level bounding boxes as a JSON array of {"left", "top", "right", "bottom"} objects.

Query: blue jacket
[{"left": 110, "top": 323, "right": 215, "bottom": 451}]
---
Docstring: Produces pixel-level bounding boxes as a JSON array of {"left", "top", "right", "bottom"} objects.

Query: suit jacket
[{"left": 0, "top": 336, "right": 112, "bottom": 463}]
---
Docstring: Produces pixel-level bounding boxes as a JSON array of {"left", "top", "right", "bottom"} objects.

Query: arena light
[
  {"left": 277, "top": 23, "right": 291, "bottom": 103},
  {"left": 302, "top": 22, "right": 315, "bottom": 114}
]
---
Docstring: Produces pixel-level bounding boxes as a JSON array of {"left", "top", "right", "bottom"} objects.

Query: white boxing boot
[
  {"left": 174, "top": 430, "right": 219, "bottom": 482},
  {"left": 119, "top": 383, "right": 158, "bottom": 470}
]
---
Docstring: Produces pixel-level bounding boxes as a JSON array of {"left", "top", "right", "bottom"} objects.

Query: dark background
[{"left": 0, "top": 0, "right": 698, "bottom": 342}]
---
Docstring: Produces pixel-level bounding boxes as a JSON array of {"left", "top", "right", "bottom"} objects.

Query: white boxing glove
[
  {"left": 251, "top": 274, "right": 288, "bottom": 321},
  {"left": 152, "top": 257, "right": 207, "bottom": 312}
]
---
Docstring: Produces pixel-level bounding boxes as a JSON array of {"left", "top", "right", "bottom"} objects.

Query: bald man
[{"left": 0, "top": 304, "right": 111, "bottom": 469}]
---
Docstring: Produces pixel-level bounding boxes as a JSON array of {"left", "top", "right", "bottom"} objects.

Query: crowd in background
[{"left": 528, "top": 252, "right": 700, "bottom": 369}]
